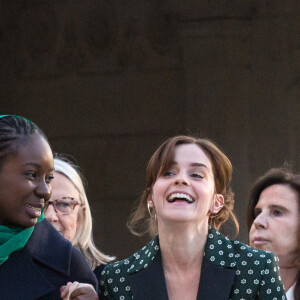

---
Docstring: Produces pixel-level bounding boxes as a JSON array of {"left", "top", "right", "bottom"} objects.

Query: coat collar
[
  {"left": 129, "top": 227, "right": 236, "bottom": 300},
  {"left": 26, "top": 219, "right": 72, "bottom": 276},
  {"left": 0, "top": 220, "right": 72, "bottom": 299}
]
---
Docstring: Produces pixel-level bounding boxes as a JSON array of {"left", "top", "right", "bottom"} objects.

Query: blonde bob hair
[
  {"left": 128, "top": 135, "right": 239, "bottom": 237},
  {"left": 54, "top": 156, "right": 114, "bottom": 269}
]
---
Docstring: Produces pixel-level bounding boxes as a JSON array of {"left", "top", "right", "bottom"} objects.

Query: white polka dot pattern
[{"left": 99, "top": 227, "right": 286, "bottom": 299}]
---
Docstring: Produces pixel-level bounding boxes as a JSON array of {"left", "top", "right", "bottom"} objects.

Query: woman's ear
[
  {"left": 147, "top": 200, "right": 154, "bottom": 208},
  {"left": 147, "top": 189, "right": 154, "bottom": 207},
  {"left": 210, "top": 194, "right": 224, "bottom": 214}
]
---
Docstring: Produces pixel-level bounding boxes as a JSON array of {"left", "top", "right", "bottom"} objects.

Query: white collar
[{"left": 286, "top": 281, "right": 296, "bottom": 300}]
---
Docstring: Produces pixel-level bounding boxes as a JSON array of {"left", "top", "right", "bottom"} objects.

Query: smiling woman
[
  {"left": 0, "top": 115, "right": 97, "bottom": 300},
  {"left": 62, "top": 135, "right": 287, "bottom": 300}
]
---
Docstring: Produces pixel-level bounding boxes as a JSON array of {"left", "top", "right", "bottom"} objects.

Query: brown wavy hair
[
  {"left": 246, "top": 167, "right": 300, "bottom": 299},
  {"left": 128, "top": 135, "right": 239, "bottom": 237}
]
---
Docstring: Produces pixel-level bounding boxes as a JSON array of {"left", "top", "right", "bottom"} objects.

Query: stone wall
[{"left": 0, "top": 0, "right": 299, "bottom": 259}]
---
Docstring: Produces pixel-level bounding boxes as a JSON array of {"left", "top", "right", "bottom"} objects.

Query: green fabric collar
[{"left": 0, "top": 213, "right": 44, "bottom": 265}]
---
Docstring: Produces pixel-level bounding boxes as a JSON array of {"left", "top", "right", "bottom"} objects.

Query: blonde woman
[{"left": 45, "top": 156, "right": 114, "bottom": 278}]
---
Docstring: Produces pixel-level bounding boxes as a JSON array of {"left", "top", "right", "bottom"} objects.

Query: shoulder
[
  {"left": 28, "top": 219, "right": 97, "bottom": 289},
  {"left": 205, "top": 226, "right": 278, "bottom": 269},
  {"left": 225, "top": 236, "right": 279, "bottom": 271},
  {"left": 103, "top": 236, "right": 160, "bottom": 276},
  {"left": 100, "top": 237, "right": 160, "bottom": 298}
]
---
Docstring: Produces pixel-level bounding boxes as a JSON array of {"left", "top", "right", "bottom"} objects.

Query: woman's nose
[
  {"left": 44, "top": 204, "right": 58, "bottom": 223},
  {"left": 253, "top": 212, "right": 268, "bottom": 229},
  {"left": 36, "top": 179, "right": 51, "bottom": 201},
  {"left": 174, "top": 173, "right": 190, "bottom": 186}
]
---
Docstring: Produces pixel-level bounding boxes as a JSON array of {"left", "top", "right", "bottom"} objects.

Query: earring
[{"left": 147, "top": 202, "right": 157, "bottom": 221}]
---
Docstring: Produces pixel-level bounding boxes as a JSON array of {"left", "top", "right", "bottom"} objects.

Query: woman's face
[
  {"left": 0, "top": 135, "right": 53, "bottom": 228},
  {"left": 249, "top": 184, "right": 299, "bottom": 266},
  {"left": 150, "top": 144, "right": 223, "bottom": 227},
  {"left": 45, "top": 172, "right": 81, "bottom": 241}
]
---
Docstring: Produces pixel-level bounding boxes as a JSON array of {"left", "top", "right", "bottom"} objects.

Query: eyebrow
[
  {"left": 255, "top": 204, "right": 289, "bottom": 212},
  {"left": 190, "top": 163, "right": 208, "bottom": 169},
  {"left": 22, "top": 162, "right": 41, "bottom": 168},
  {"left": 171, "top": 161, "right": 208, "bottom": 169},
  {"left": 22, "top": 162, "right": 54, "bottom": 172},
  {"left": 269, "top": 204, "right": 288, "bottom": 212}
]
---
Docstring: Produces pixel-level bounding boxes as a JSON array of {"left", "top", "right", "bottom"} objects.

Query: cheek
[
  {"left": 59, "top": 215, "right": 77, "bottom": 233},
  {"left": 152, "top": 181, "right": 165, "bottom": 201}
]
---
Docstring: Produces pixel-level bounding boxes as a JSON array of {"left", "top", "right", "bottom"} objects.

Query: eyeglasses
[{"left": 44, "top": 197, "right": 81, "bottom": 215}]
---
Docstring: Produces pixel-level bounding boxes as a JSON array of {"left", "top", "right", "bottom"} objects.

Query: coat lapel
[
  {"left": 130, "top": 251, "right": 169, "bottom": 300},
  {"left": 197, "top": 258, "right": 235, "bottom": 300},
  {"left": 27, "top": 220, "right": 71, "bottom": 276}
]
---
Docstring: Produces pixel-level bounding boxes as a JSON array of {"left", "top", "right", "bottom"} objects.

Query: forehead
[
  {"left": 173, "top": 144, "right": 212, "bottom": 168},
  {"left": 51, "top": 172, "right": 79, "bottom": 199},
  {"left": 257, "top": 184, "right": 299, "bottom": 210},
  {"left": 3, "top": 135, "right": 53, "bottom": 170}
]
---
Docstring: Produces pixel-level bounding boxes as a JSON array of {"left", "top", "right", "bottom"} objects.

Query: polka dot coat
[{"left": 100, "top": 227, "right": 286, "bottom": 299}]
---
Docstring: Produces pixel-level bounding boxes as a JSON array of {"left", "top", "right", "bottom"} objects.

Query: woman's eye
[
  {"left": 25, "top": 171, "right": 36, "bottom": 180},
  {"left": 273, "top": 209, "right": 283, "bottom": 216},
  {"left": 163, "top": 170, "right": 175, "bottom": 177},
  {"left": 46, "top": 175, "right": 54, "bottom": 184},
  {"left": 57, "top": 202, "right": 71, "bottom": 209},
  {"left": 190, "top": 173, "right": 204, "bottom": 179}
]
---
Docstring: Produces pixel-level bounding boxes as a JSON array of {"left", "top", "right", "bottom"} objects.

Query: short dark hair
[
  {"left": 247, "top": 167, "right": 300, "bottom": 231},
  {"left": 0, "top": 115, "right": 47, "bottom": 170}
]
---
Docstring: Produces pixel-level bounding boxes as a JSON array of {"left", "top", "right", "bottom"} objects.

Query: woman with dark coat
[{"left": 0, "top": 115, "right": 97, "bottom": 300}]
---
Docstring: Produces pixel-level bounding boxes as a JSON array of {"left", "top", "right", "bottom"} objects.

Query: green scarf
[{"left": 0, "top": 213, "right": 44, "bottom": 265}]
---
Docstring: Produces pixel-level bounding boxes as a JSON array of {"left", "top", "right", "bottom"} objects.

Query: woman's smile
[{"left": 151, "top": 143, "right": 217, "bottom": 224}]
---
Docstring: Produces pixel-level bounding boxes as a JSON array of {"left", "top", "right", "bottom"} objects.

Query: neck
[
  {"left": 279, "top": 263, "right": 298, "bottom": 291},
  {"left": 158, "top": 219, "right": 208, "bottom": 271}
]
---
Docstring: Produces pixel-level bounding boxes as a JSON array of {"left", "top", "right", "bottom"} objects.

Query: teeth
[
  {"left": 168, "top": 193, "right": 194, "bottom": 203},
  {"left": 26, "top": 204, "right": 41, "bottom": 213}
]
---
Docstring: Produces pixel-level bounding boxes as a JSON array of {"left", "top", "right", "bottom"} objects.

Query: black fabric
[
  {"left": 197, "top": 258, "right": 235, "bottom": 300},
  {"left": 93, "top": 263, "right": 105, "bottom": 281},
  {"left": 130, "top": 251, "right": 169, "bottom": 300},
  {"left": 0, "top": 219, "right": 97, "bottom": 300}
]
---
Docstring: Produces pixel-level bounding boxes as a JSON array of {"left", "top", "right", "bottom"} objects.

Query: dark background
[{"left": 0, "top": 0, "right": 299, "bottom": 259}]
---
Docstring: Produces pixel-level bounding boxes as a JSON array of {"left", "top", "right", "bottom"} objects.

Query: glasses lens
[{"left": 54, "top": 198, "right": 79, "bottom": 214}]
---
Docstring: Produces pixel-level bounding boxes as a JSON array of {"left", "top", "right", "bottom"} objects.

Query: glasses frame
[{"left": 45, "top": 197, "right": 81, "bottom": 215}]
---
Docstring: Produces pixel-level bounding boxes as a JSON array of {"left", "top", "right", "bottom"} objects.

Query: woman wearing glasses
[
  {"left": 0, "top": 115, "right": 97, "bottom": 300},
  {"left": 44, "top": 156, "right": 114, "bottom": 279}
]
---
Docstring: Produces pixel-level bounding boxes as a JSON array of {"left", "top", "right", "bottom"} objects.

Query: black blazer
[{"left": 0, "top": 219, "right": 97, "bottom": 300}]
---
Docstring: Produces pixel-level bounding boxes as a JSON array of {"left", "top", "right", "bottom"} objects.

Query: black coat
[{"left": 0, "top": 219, "right": 97, "bottom": 300}]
